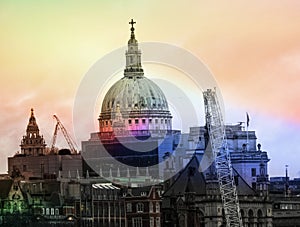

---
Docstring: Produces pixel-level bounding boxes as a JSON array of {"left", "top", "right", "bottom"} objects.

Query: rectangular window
[
  {"left": 135, "top": 119, "right": 139, "bottom": 124},
  {"left": 149, "top": 119, "right": 152, "bottom": 123},
  {"left": 156, "top": 217, "right": 160, "bottom": 227},
  {"left": 155, "top": 119, "right": 158, "bottom": 124},
  {"left": 161, "top": 119, "right": 163, "bottom": 124},
  {"left": 132, "top": 217, "right": 143, "bottom": 227},
  {"left": 155, "top": 202, "right": 160, "bottom": 213},
  {"left": 136, "top": 203, "right": 144, "bottom": 213},
  {"left": 252, "top": 182, "right": 257, "bottom": 190},
  {"left": 41, "top": 164, "right": 45, "bottom": 175},
  {"left": 149, "top": 202, "right": 153, "bottom": 213},
  {"left": 104, "top": 203, "right": 108, "bottom": 216},
  {"left": 150, "top": 217, "right": 154, "bottom": 227},
  {"left": 251, "top": 168, "right": 256, "bottom": 177},
  {"left": 127, "top": 203, "right": 132, "bottom": 212},
  {"left": 23, "top": 165, "right": 27, "bottom": 172},
  {"left": 115, "top": 205, "right": 119, "bottom": 216},
  {"left": 128, "top": 119, "right": 132, "bottom": 124},
  {"left": 142, "top": 119, "right": 146, "bottom": 124}
]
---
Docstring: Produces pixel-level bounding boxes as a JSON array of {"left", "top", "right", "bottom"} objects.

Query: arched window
[
  {"left": 150, "top": 217, "right": 154, "bottom": 227},
  {"left": 222, "top": 208, "right": 226, "bottom": 226},
  {"left": 155, "top": 202, "right": 160, "bottom": 213},
  {"left": 179, "top": 214, "right": 185, "bottom": 227},
  {"left": 257, "top": 209, "right": 263, "bottom": 227},
  {"left": 240, "top": 209, "right": 244, "bottom": 217},
  {"left": 136, "top": 203, "right": 144, "bottom": 213},
  {"left": 197, "top": 209, "right": 205, "bottom": 226},
  {"left": 126, "top": 203, "right": 132, "bottom": 212},
  {"left": 248, "top": 209, "right": 254, "bottom": 227},
  {"left": 156, "top": 217, "right": 161, "bottom": 227},
  {"left": 240, "top": 209, "right": 245, "bottom": 224},
  {"left": 149, "top": 202, "right": 153, "bottom": 213}
]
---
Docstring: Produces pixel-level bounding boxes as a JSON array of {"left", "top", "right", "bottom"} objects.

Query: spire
[
  {"left": 20, "top": 108, "right": 46, "bottom": 156},
  {"left": 30, "top": 108, "right": 34, "bottom": 117},
  {"left": 28, "top": 108, "right": 37, "bottom": 127},
  {"left": 26, "top": 108, "right": 40, "bottom": 135},
  {"left": 285, "top": 164, "right": 289, "bottom": 197},
  {"left": 124, "top": 19, "right": 144, "bottom": 78},
  {"left": 256, "top": 155, "right": 269, "bottom": 196}
]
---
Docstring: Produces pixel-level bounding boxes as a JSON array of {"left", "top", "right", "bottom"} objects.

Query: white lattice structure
[{"left": 203, "top": 89, "right": 243, "bottom": 227}]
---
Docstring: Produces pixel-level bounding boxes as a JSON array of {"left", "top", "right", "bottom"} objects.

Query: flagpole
[
  {"left": 246, "top": 113, "right": 249, "bottom": 151},
  {"left": 246, "top": 123, "right": 249, "bottom": 151}
]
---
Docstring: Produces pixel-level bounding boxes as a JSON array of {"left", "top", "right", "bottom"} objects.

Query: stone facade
[{"left": 162, "top": 155, "right": 273, "bottom": 227}]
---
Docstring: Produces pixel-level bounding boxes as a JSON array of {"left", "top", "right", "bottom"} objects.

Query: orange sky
[{"left": 1, "top": 0, "right": 300, "bottom": 177}]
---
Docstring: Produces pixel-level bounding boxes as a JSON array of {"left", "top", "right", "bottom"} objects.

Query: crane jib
[{"left": 203, "top": 89, "right": 243, "bottom": 227}]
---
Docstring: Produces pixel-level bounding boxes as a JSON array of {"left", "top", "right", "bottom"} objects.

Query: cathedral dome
[
  {"left": 98, "top": 20, "right": 172, "bottom": 136},
  {"left": 101, "top": 76, "right": 169, "bottom": 114}
]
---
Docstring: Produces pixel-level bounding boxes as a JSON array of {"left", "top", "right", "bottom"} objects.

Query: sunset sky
[{"left": 1, "top": 0, "right": 300, "bottom": 178}]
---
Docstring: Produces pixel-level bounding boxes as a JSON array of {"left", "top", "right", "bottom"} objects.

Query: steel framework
[
  {"left": 50, "top": 115, "right": 78, "bottom": 154},
  {"left": 203, "top": 88, "right": 243, "bottom": 227}
]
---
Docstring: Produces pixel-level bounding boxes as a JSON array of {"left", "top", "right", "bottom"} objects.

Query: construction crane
[
  {"left": 50, "top": 115, "right": 78, "bottom": 154},
  {"left": 203, "top": 89, "right": 243, "bottom": 227}
]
